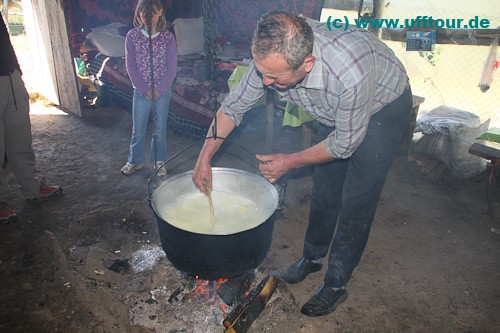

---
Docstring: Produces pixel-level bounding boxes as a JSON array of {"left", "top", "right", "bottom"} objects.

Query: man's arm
[
  {"left": 256, "top": 140, "right": 334, "bottom": 183},
  {"left": 193, "top": 61, "right": 266, "bottom": 194},
  {"left": 193, "top": 110, "right": 236, "bottom": 194}
]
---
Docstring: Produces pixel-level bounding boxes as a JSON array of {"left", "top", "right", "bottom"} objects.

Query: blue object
[{"left": 406, "top": 31, "right": 436, "bottom": 51}]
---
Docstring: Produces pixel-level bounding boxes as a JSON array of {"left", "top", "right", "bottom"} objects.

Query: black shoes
[
  {"left": 281, "top": 258, "right": 347, "bottom": 317},
  {"left": 280, "top": 257, "right": 323, "bottom": 284},
  {"left": 300, "top": 283, "right": 348, "bottom": 317}
]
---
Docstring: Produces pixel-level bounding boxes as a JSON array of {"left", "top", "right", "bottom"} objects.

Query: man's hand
[
  {"left": 256, "top": 153, "right": 291, "bottom": 183},
  {"left": 192, "top": 110, "right": 237, "bottom": 194},
  {"left": 193, "top": 158, "right": 213, "bottom": 195},
  {"left": 257, "top": 141, "right": 335, "bottom": 183}
]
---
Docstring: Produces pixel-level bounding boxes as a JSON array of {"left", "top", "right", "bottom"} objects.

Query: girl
[{"left": 121, "top": 0, "right": 177, "bottom": 176}]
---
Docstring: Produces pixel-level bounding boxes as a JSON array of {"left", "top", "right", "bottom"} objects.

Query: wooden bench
[{"left": 469, "top": 140, "right": 500, "bottom": 215}]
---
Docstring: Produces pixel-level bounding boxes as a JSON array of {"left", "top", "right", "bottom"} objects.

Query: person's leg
[
  {"left": 323, "top": 85, "right": 413, "bottom": 288},
  {"left": 3, "top": 70, "right": 39, "bottom": 199},
  {"left": 128, "top": 89, "right": 151, "bottom": 164},
  {"left": 0, "top": 75, "right": 11, "bottom": 200},
  {"left": 301, "top": 85, "right": 412, "bottom": 317},
  {"left": 304, "top": 149, "right": 349, "bottom": 260},
  {"left": 149, "top": 90, "right": 171, "bottom": 163},
  {"left": 280, "top": 124, "right": 349, "bottom": 284}
]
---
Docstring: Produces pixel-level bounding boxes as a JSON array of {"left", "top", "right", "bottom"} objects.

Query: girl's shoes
[
  {"left": 121, "top": 162, "right": 143, "bottom": 175},
  {"left": 155, "top": 161, "right": 166, "bottom": 177}
]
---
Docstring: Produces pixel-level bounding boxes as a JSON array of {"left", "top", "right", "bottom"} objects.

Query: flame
[{"left": 191, "top": 276, "right": 229, "bottom": 299}]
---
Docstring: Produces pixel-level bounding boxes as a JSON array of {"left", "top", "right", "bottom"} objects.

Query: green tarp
[{"left": 477, "top": 127, "right": 500, "bottom": 143}]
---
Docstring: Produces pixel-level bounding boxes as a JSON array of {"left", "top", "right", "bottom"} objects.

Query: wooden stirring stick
[
  {"left": 208, "top": 192, "right": 217, "bottom": 225},
  {"left": 202, "top": 179, "right": 216, "bottom": 225}
]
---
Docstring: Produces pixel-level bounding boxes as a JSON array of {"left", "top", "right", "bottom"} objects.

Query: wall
[
  {"left": 382, "top": 0, "right": 500, "bottom": 128},
  {"left": 321, "top": 0, "right": 499, "bottom": 128}
]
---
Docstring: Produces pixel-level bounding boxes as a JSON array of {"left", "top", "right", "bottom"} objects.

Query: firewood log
[{"left": 223, "top": 274, "right": 279, "bottom": 333}]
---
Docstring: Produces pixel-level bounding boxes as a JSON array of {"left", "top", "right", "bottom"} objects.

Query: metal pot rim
[{"left": 151, "top": 167, "right": 279, "bottom": 235}]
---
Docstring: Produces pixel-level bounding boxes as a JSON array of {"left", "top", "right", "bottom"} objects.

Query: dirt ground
[
  {"left": 0, "top": 94, "right": 499, "bottom": 333},
  {"left": 1, "top": 26, "right": 499, "bottom": 333}
]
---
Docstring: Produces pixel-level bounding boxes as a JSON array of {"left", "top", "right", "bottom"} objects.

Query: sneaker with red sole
[
  {"left": 0, "top": 202, "right": 18, "bottom": 223},
  {"left": 28, "top": 181, "right": 63, "bottom": 201}
]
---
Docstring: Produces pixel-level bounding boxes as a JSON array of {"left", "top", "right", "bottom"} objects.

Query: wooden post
[
  {"left": 223, "top": 275, "right": 280, "bottom": 333},
  {"left": 265, "top": 89, "right": 275, "bottom": 153}
]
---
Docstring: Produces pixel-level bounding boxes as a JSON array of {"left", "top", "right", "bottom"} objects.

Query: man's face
[{"left": 253, "top": 53, "right": 314, "bottom": 89}]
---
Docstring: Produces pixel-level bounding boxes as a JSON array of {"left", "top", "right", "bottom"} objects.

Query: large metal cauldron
[{"left": 150, "top": 167, "right": 279, "bottom": 280}]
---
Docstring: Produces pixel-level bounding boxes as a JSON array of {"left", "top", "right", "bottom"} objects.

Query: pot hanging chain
[
  {"left": 145, "top": 0, "right": 154, "bottom": 94},
  {"left": 203, "top": 0, "right": 219, "bottom": 140},
  {"left": 145, "top": 0, "right": 158, "bottom": 163}
]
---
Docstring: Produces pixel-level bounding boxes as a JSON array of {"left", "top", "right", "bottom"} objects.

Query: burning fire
[
  {"left": 191, "top": 276, "right": 228, "bottom": 299},
  {"left": 186, "top": 273, "right": 256, "bottom": 313},
  {"left": 188, "top": 276, "right": 230, "bottom": 311}
]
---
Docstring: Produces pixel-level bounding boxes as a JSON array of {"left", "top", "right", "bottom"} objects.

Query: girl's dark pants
[{"left": 303, "top": 84, "right": 413, "bottom": 288}]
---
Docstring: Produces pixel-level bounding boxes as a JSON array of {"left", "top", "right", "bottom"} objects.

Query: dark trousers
[{"left": 303, "top": 84, "right": 413, "bottom": 288}]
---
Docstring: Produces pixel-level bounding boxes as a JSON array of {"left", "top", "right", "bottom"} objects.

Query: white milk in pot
[{"left": 157, "top": 190, "right": 270, "bottom": 235}]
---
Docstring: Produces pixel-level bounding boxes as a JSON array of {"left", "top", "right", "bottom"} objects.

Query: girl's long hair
[{"left": 133, "top": 0, "right": 167, "bottom": 32}]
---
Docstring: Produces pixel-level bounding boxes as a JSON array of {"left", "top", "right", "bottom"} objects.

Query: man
[
  {"left": 0, "top": 17, "right": 62, "bottom": 223},
  {"left": 193, "top": 11, "right": 412, "bottom": 317}
]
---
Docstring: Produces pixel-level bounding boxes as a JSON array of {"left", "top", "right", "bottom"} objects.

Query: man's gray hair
[{"left": 252, "top": 11, "right": 314, "bottom": 71}]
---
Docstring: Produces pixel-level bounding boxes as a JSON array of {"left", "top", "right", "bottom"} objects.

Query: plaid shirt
[{"left": 222, "top": 22, "right": 408, "bottom": 159}]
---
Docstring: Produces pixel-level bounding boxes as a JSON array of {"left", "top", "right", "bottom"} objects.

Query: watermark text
[{"left": 327, "top": 15, "right": 491, "bottom": 31}]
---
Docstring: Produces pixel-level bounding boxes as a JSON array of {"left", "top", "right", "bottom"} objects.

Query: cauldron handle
[
  {"left": 147, "top": 136, "right": 272, "bottom": 201},
  {"left": 147, "top": 138, "right": 204, "bottom": 202},
  {"left": 204, "top": 136, "right": 273, "bottom": 178}
]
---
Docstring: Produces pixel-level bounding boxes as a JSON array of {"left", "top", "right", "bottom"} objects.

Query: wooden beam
[
  {"left": 21, "top": 0, "right": 82, "bottom": 116},
  {"left": 380, "top": 28, "right": 500, "bottom": 46},
  {"left": 265, "top": 89, "right": 275, "bottom": 153}
]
